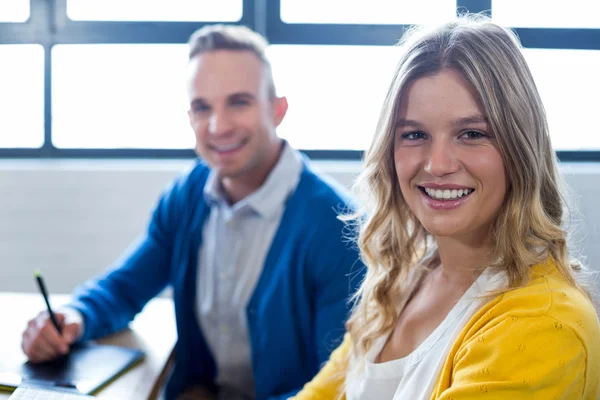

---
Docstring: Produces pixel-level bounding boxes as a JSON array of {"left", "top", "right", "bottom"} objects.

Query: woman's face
[{"left": 394, "top": 69, "right": 507, "bottom": 241}]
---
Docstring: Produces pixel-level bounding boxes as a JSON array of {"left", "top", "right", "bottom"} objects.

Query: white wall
[{"left": 0, "top": 160, "right": 598, "bottom": 294}]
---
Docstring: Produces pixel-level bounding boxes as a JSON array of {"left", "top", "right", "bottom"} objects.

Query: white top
[
  {"left": 196, "top": 142, "right": 303, "bottom": 400},
  {"left": 346, "top": 267, "right": 507, "bottom": 400}
]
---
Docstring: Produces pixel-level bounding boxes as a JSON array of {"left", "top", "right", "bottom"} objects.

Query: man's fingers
[
  {"left": 22, "top": 317, "right": 44, "bottom": 357},
  {"left": 42, "top": 315, "right": 69, "bottom": 349},
  {"left": 59, "top": 308, "right": 84, "bottom": 343},
  {"left": 39, "top": 321, "right": 69, "bottom": 354},
  {"left": 62, "top": 324, "right": 79, "bottom": 344},
  {"left": 21, "top": 312, "right": 70, "bottom": 362},
  {"left": 21, "top": 328, "right": 34, "bottom": 356},
  {"left": 27, "top": 334, "right": 58, "bottom": 363}
]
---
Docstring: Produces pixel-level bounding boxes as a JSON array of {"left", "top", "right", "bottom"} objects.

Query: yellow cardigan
[{"left": 292, "top": 260, "right": 600, "bottom": 400}]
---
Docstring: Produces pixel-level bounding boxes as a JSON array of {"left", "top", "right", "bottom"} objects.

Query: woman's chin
[{"left": 420, "top": 221, "right": 466, "bottom": 239}]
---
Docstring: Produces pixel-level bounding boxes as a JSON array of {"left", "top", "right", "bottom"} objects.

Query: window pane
[
  {"left": 52, "top": 44, "right": 193, "bottom": 149},
  {"left": 493, "top": 0, "right": 600, "bottom": 28},
  {"left": 269, "top": 46, "right": 600, "bottom": 152},
  {"left": 523, "top": 49, "right": 600, "bottom": 150},
  {"left": 67, "top": 0, "right": 242, "bottom": 22},
  {"left": 0, "top": 45, "right": 44, "bottom": 148},
  {"left": 0, "top": 0, "right": 29, "bottom": 22},
  {"left": 52, "top": 46, "right": 599, "bottom": 152},
  {"left": 281, "top": 0, "right": 456, "bottom": 24},
  {"left": 268, "top": 45, "right": 399, "bottom": 150}
]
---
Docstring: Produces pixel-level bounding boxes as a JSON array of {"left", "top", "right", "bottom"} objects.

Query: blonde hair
[{"left": 345, "top": 13, "right": 593, "bottom": 385}]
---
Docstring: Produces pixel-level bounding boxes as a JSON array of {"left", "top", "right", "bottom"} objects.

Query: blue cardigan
[{"left": 69, "top": 159, "right": 364, "bottom": 400}]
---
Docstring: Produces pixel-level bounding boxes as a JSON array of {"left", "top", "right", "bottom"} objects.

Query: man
[{"left": 21, "top": 24, "right": 363, "bottom": 400}]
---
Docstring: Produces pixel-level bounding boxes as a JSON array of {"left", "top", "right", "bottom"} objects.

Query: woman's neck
[{"left": 433, "top": 233, "right": 494, "bottom": 287}]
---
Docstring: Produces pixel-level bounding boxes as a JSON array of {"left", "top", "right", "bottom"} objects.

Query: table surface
[{"left": 0, "top": 292, "right": 176, "bottom": 399}]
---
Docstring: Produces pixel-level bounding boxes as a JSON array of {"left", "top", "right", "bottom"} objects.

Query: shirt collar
[
  {"left": 203, "top": 141, "right": 303, "bottom": 220},
  {"left": 204, "top": 170, "right": 225, "bottom": 206}
]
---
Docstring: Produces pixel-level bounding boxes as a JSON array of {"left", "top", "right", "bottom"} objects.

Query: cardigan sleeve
[
  {"left": 436, "top": 315, "right": 588, "bottom": 400},
  {"left": 67, "top": 164, "right": 205, "bottom": 341},
  {"left": 290, "top": 333, "right": 351, "bottom": 400},
  {"left": 66, "top": 182, "right": 180, "bottom": 341}
]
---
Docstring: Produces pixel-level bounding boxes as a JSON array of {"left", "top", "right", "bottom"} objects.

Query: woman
[{"left": 293, "top": 15, "right": 600, "bottom": 400}]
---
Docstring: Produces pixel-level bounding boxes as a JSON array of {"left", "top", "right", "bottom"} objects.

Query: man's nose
[{"left": 208, "top": 111, "right": 234, "bottom": 136}]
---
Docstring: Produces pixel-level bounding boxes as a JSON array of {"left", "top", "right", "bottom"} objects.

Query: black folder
[{"left": 0, "top": 343, "right": 144, "bottom": 395}]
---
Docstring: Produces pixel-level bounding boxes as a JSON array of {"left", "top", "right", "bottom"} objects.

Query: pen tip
[{"left": 33, "top": 269, "right": 41, "bottom": 277}]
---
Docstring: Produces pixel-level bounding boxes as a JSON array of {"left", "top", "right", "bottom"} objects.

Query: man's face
[{"left": 186, "top": 50, "right": 287, "bottom": 180}]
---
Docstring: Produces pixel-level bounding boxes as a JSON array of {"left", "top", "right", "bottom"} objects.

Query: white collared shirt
[{"left": 196, "top": 142, "right": 303, "bottom": 400}]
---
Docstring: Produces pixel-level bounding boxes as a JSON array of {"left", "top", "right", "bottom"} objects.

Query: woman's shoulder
[
  {"left": 443, "top": 259, "right": 600, "bottom": 399},
  {"left": 290, "top": 333, "right": 351, "bottom": 400},
  {"left": 476, "top": 258, "right": 600, "bottom": 348}
]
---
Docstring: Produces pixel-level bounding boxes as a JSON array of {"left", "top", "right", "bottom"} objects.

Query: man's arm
[
  {"left": 67, "top": 173, "right": 190, "bottom": 341},
  {"left": 21, "top": 169, "right": 196, "bottom": 362}
]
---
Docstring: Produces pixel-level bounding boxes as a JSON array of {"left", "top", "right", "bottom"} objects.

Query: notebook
[
  {"left": 8, "top": 384, "right": 95, "bottom": 399},
  {"left": 0, "top": 343, "right": 144, "bottom": 395}
]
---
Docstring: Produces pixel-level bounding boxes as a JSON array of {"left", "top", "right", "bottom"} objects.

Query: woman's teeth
[{"left": 424, "top": 187, "right": 474, "bottom": 200}]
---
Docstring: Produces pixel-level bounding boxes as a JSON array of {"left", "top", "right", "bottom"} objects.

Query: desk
[{"left": 0, "top": 293, "right": 176, "bottom": 400}]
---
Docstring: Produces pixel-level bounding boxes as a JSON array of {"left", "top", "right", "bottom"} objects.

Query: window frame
[{"left": 0, "top": 0, "right": 598, "bottom": 161}]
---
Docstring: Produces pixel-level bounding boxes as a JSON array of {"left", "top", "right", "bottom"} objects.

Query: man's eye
[{"left": 193, "top": 105, "right": 210, "bottom": 113}]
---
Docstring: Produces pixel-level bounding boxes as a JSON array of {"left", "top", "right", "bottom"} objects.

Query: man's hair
[{"left": 187, "top": 24, "right": 277, "bottom": 98}]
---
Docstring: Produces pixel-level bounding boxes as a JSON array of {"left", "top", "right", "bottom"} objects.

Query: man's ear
[
  {"left": 273, "top": 96, "right": 288, "bottom": 127},
  {"left": 187, "top": 109, "right": 193, "bottom": 128}
]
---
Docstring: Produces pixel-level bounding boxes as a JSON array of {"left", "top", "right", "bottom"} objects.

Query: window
[
  {"left": 0, "top": 45, "right": 44, "bottom": 148},
  {"left": 1, "top": 0, "right": 599, "bottom": 159},
  {"left": 52, "top": 44, "right": 193, "bottom": 149},
  {"left": 492, "top": 0, "right": 600, "bottom": 28},
  {"left": 268, "top": 45, "right": 399, "bottom": 150},
  {"left": 271, "top": 45, "right": 600, "bottom": 152},
  {"left": 524, "top": 49, "right": 600, "bottom": 150},
  {"left": 0, "top": 0, "right": 29, "bottom": 22},
  {"left": 281, "top": 0, "right": 456, "bottom": 25},
  {"left": 66, "top": 0, "right": 243, "bottom": 22}
]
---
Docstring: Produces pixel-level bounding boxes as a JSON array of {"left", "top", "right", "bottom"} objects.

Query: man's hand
[{"left": 21, "top": 309, "right": 83, "bottom": 363}]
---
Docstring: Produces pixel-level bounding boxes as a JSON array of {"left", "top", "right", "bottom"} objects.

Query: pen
[{"left": 34, "top": 269, "right": 62, "bottom": 335}]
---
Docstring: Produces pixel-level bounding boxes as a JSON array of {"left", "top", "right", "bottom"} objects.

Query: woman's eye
[
  {"left": 462, "top": 130, "right": 487, "bottom": 140},
  {"left": 402, "top": 131, "right": 426, "bottom": 140}
]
